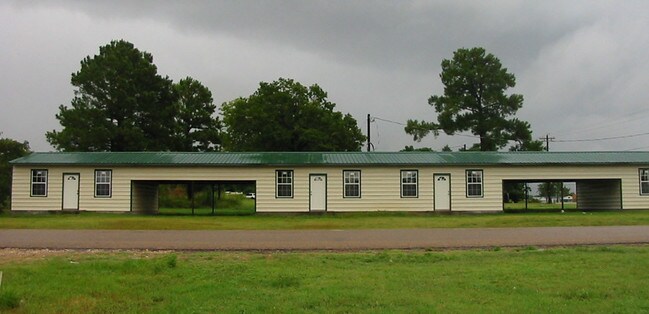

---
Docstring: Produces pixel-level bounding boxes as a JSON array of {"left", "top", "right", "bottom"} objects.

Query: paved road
[{"left": 1, "top": 226, "right": 648, "bottom": 251}]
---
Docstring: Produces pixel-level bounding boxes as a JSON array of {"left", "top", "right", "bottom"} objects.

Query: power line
[
  {"left": 550, "top": 106, "right": 649, "bottom": 135},
  {"left": 552, "top": 131, "right": 649, "bottom": 143},
  {"left": 371, "top": 115, "right": 649, "bottom": 145},
  {"left": 625, "top": 145, "right": 649, "bottom": 151},
  {"left": 372, "top": 116, "right": 482, "bottom": 139},
  {"left": 372, "top": 116, "right": 406, "bottom": 126}
]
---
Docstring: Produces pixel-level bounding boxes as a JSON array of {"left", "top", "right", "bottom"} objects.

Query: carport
[
  {"left": 503, "top": 179, "right": 622, "bottom": 211},
  {"left": 131, "top": 180, "right": 256, "bottom": 214}
]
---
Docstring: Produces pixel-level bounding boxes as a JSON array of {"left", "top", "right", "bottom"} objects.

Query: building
[{"left": 9, "top": 151, "right": 649, "bottom": 213}]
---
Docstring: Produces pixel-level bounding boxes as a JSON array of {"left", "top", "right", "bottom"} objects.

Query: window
[
  {"left": 30, "top": 169, "right": 48, "bottom": 196},
  {"left": 466, "top": 170, "right": 483, "bottom": 197},
  {"left": 276, "top": 170, "right": 293, "bottom": 198},
  {"left": 343, "top": 170, "right": 361, "bottom": 198},
  {"left": 401, "top": 170, "right": 418, "bottom": 198},
  {"left": 95, "top": 170, "right": 112, "bottom": 197},
  {"left": 640, "top": 169, "right": 649, "bottom": 195}
]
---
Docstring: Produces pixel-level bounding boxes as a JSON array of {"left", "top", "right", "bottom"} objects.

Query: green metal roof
[{"left": 9, "top": 151, "right": 649, "bottom": 167}]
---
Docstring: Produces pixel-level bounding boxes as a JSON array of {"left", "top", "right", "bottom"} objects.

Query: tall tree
[
  {"left": 221, "top": 78, "right": 365, "bottom": 151},
  {"left": 0, "top": 135, "right": 30, "bottom": 209},
  {"left": 46, "top": 40, "right": 177, "bottom": 151},
  {"left": 406, "top": 47, "right": 541, "bottom": 151},
  {"left": 538, "top": 182, "right": 571, "bottom": 204},
  {"left": 172, "top": 77, "right": 222, "bottom": 151},
  {"left": 401, "top": 146, "right": 433, "bottom": 152}
]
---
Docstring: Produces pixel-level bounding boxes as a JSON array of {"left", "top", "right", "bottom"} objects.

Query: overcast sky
[{"left": 2, "top": 1, "right": 649, "bottom": 152}]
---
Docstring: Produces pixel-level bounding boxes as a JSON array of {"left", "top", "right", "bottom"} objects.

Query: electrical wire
[
  {"left": 550, "top": 106, "right": 649, "bottom": 136},
  {"left": 372, "top": 117, "right": 406, "bottom": 126},
  {"left": 625, "top": 145, "right": 649, "bottom": 151},
  {"left": 552, "top": 131, "right": 649, "bottom": 143},
  {"left": 371, "top": 116, "right": 481, "bottom": 139},
  {"left": 368, "top": 115, "right": 649, "bottom": 149}
]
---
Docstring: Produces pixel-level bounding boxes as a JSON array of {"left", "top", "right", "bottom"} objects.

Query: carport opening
[
  {"left": 503, "top": 179, "right": 622, "bottom": 212},
  {"left": 132, "top": 180, "right": 255, "bottom": 215}
]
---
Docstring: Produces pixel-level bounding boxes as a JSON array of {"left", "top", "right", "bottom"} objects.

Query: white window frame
[
  {"left": 400, "top": 170, "right": 418, "bottom": 198},
  {"left": 94, "top": 170, "right": 112, "bottom": 198},
  {"left": 276, "top": 170, "right": 293, "bottom": 198},
  {"left": 30, "top": 169, "right": 48, "bottom": 197},
  {"left": 343, "top": 170, "right": 361, "bottom": 198},
  {"left": 466, "top": 169, "right": 484, "bottom": 198},
  {"left": 640, "top": 169, "right": 649, "bottom": 195}
]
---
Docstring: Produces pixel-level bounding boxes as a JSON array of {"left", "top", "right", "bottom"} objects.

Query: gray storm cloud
[{"left": 2, "top": 0, "right": 648, "bottom": 151}]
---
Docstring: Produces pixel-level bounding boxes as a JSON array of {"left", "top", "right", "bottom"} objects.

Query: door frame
[
  {"left": 309, "top": 173, "right": 327, "bottom": 212},
  {"left": 61, "top": 172, "right": 80, "bottom": 211},
  {"left": 433, "top": 173, "right": 451, "bottom": 211}
]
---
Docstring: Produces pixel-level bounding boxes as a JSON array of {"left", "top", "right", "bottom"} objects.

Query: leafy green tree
[
  {"left": 401, "top": 146, "right": 433, "bottom": 152},
  {"left": 538, "top": 182, "right": 571, "bottom": 204},
  {"left": 508, "top": 119, "right": 545, "bottom": 151},
  {"left": 0, "top": 135, "right": 30, "bottom": 209},
  {"left": 221, "top": 78, "right": 365, "bottom": 151},
  {"left": 172, "top": 77, "right": 222, "bottom": 151},
  {"left": 406, "top": 47, "right": 540, "bottom": 151},
  {"left": 46, "top": 40, "right": 177, "bottom": 151}
]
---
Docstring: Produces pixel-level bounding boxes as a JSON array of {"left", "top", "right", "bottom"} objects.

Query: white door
[
  {"left": 309, "top": 174, "right": 327, "bottom": 211},
  {"left": 434, "top": 174, "right": 451, "bottom": 211},
  {"left": 62, "top": 173, "right": 80, "bottom": 210}
]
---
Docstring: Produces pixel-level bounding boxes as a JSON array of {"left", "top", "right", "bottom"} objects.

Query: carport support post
[
  {"left": 524, "top": 183, "right": 528, "bottom": 210},
  {"left": 191, "top": 182, "right": 195, "bottom": 216},
  {"left": 559, "top": 181, "right": 563, "bottom": 210},
  {"left": 211, "top": 184, "right": 215, "bottom": 215}
]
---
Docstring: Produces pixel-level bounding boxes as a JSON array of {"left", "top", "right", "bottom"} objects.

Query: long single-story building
[{"left": 9, "top": 151, "right": 649, "bottom": 213}]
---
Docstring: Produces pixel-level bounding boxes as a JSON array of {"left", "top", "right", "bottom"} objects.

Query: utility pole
[
  {"left": 367, "top": 114, "right": 371, "bottom": 152},
  {"left": 539, "top": 134, "right": 555, "bottom": 151}
]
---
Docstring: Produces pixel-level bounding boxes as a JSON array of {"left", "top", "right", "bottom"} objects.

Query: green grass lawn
[
  {"left": 158, "top": 194, "right": 256, "bottom": 215},
  {"left": 1, "top": 246, "right": 648, "bottom": 313},
  {"left": 2, "top": 209, "right": 649, "bottom": 230},
  {"left": 504, "top": 202, "right": 577, "bottom": 211}
]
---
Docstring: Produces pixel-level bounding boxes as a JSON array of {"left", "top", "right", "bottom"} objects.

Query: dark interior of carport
[
  {"left": 131, "top": 180, "right": 256, "bottom": 214},
  {"left": 502, "top": 179, "right": 622, "bottom": 211}
]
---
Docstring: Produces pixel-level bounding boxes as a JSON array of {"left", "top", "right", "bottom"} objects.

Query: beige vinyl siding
[
  {"left": 316, "top": 167, "right": 433, "bottom": 212},
  {"left": 12, "top": 167, "right": 61, "bottom": 211},
  {"left": 11, "top": 164, "right": 649, "bottom": 212},
  {"left": 11, "top": 166, "right": 131, "bottom": 211}
]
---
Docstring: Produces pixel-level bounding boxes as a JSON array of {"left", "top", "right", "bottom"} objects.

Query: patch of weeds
[
  {"left": 269, "top": 274, "right": 301, "bottom": 288},
  {"left": 166, "top": 254, "right": 177, "bottom": 269},
  {"left": 361, "top": 251, "right": 393, "bottom": 263},
  {"left": 0, "top": 289, "right": 20, "bottom": 310},
  {"left": 517, "top": 246, "right": 538, "bottom": 252},
  {"left": 152, "top": 263, "right": 164, "bottom": 275},
  {"left": 419, "top": 252, "right": 454, "bottom": 263},
  {"left": 560, "top": 289, "right": 609, "bottom": 301},
  {"left": 573, "top": 245, "right": 628, "bottom": 254},
  {"left": 152, "top": 254, "right": 178, "bottom": 274},
  {"left": 593, "top": 246, "right": 627, "bottom": 253},
  {"left": 491, "top": 246, "right": 501, "bottom": 252}
]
